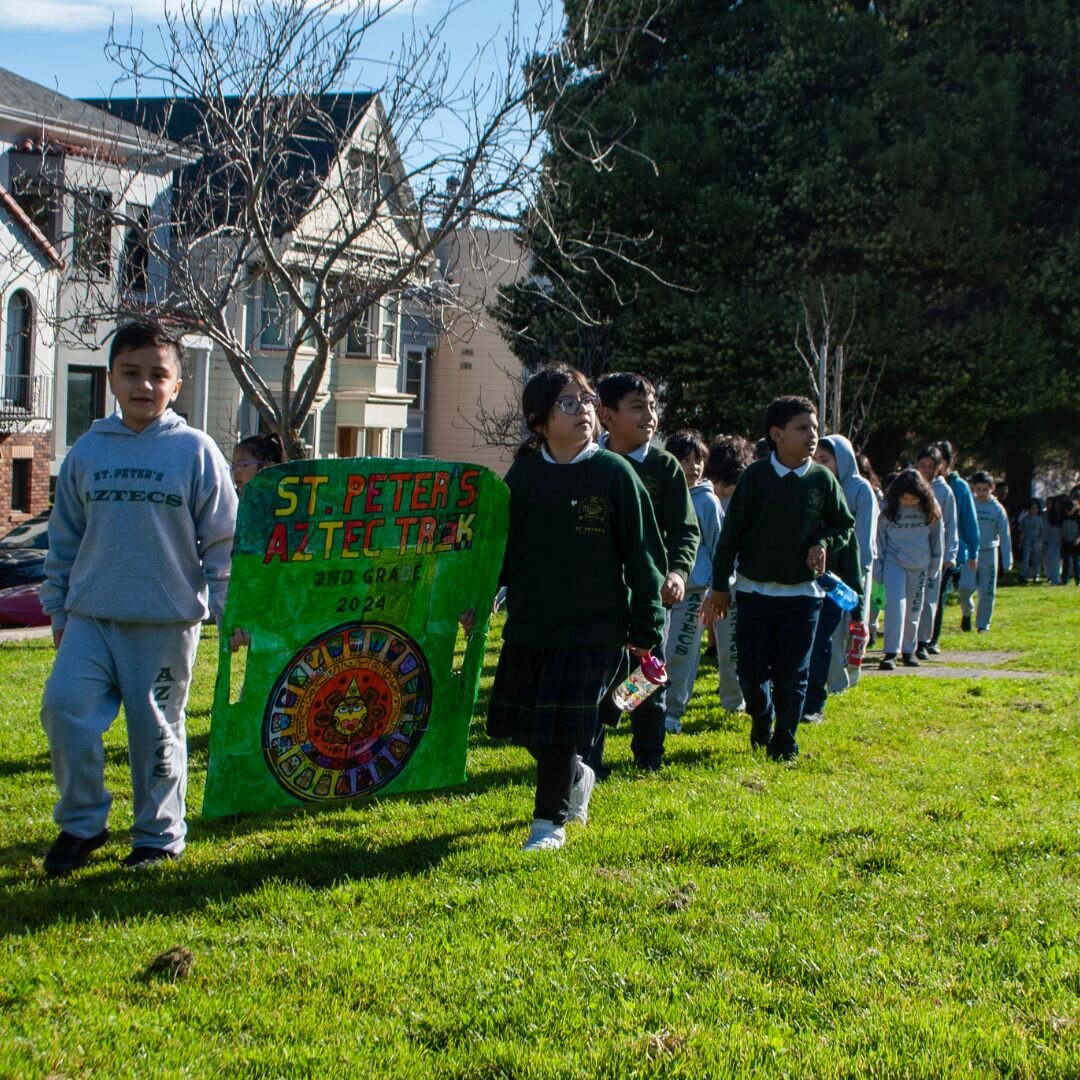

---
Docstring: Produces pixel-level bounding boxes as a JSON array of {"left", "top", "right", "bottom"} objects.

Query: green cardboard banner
[{"left": 203, "top": 458, "right": 508, "bottom": 818}]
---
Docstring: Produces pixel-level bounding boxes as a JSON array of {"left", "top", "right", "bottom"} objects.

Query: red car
[{"left": 0, "top": 583, "right": 48, "bottom": 627}]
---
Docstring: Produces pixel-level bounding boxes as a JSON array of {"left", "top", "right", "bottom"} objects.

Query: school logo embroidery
[
  {"left": 806, "top": 489, "right": 825, "bottom": 515},
  {"left": 262, "top": 622, "right": 432, "bottom": 801},
  {"left": 574, "top": 495, "right": 609, "bottom": 535}
]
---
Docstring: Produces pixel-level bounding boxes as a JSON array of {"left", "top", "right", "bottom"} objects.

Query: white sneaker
[
  {"left": 801, "top": 712, "right": 823, "bottom": 724},
  {"left": 522, "top": 819, "right": 566, "bottom": 851},
  {"left": 567, "top": 761, "right": 596, "bottom": 825},
  {"left": 664, "top": 717, "right": 682, "bottom": 734}
]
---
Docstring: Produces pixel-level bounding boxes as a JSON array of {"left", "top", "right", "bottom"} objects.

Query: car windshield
[{"left": 0, "top": 516, "right": 50, "bottom": 550}]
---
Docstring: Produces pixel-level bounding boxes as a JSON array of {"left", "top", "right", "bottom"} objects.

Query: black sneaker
[
  {"left": 878, "top": 654, "right": 896, "bottom": 671},
  {"left": 927, "top": 642, "right": 942, "bottom": 655},
  {"left": 915, "top": 643, "right": 930, "bottom": 660},
  {"left": 902, "top": 653, "right": 921, "bottom": 667},
  {"left": 961, "top": 615, "right": 972, "bottom": 632},
  {"left": 121, "top": 847, "right": 180, "bottom": 870},
  {"left": 44, "top": 829, "right": 110, "bottom": 876}
]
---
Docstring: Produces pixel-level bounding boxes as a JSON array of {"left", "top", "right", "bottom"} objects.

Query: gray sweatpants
[
  {"left": 959, "top": 548, "right": 999, "bottom": 630},
  {"left": 714, "top": 596, "right": 745, "bottom": 711},
  {"left": 664, "top": 588, "right": 707, "bottom": 723},
  {"left": 41, "top": 614, "right": 201, "bottom": 852},
  {"left": 882, "top": 561, "right": 927, "bottom": 657},
  {"left": 917, "top": 567, "right": 943, "bottom": 646}
]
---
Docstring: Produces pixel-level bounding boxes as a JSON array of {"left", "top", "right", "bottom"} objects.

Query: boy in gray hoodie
[
  {"left": 958, "top": 472, "right": 1013, "bottom": 631},
  {"left": 39, "top": 322, "right": 237, "bottom": 875}
]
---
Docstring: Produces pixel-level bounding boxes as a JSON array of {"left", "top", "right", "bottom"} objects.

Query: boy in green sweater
[
  {"left": 586, "top": 372, "right": 699, "bottom": 773},
  {"left": 702, "top": 396, "right": 853, "bottom": 761}
]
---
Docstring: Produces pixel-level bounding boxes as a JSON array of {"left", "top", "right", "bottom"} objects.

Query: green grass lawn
[{"left": 1, "top": 585, "right": 1077, "bottom": 1077}]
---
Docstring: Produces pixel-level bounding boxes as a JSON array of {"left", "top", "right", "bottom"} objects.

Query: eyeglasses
[
  {"left": 554, "top": 393, "right": 599, "bottom": 415},
  {"left": 231, "top": 459, "right": 262, "bottom": 471}
]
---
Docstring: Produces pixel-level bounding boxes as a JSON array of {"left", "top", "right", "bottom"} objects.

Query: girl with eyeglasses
[
  {"left": 486, "top": 364, "right": 667, "bottom": 851},
  {"left": 231, "top": 432, "right": 286, "bottom": 494}
]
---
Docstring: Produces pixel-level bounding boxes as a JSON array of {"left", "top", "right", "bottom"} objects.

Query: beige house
[
  {"left": 99, "top": 93, "right": 428, "bottom": 463},
  {"left": 423, "top": 228, "right": 529, "bottom": 474}
]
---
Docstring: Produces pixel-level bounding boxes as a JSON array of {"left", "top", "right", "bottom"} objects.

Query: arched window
[{"left": 4, "top": 290, "right": 33, "bottom": 409}]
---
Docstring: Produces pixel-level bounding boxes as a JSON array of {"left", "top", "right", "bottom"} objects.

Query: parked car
[
  {"left": 0, "top": 582, "right": 48, "bottom": 627},
  {"left": 0, "top": 510, "right": 50, "bottom": 590}
]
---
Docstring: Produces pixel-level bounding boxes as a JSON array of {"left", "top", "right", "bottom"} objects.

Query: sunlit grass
[{"left": 0, "top": 584, "right": 1077, "bottom": 1077}]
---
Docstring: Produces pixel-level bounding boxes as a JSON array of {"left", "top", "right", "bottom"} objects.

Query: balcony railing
[{"left": 0, "top": 374, "right": 53, "bottom": 425}]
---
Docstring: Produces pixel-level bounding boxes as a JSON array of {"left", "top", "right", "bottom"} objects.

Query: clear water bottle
[
  {"left": 819, "top": 571, "right": 859, "bottom": 611},
  {"left": 611, "top": 652, "right": 668, "bottom": 711}
]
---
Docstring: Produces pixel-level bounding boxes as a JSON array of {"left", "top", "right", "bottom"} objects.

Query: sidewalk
[{"left": 0, "top": 626, "right": 51, "bottom": 644}]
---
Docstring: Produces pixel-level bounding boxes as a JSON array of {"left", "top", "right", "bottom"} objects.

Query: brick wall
[{"left": 0, "top": 434, "right": 52, "bottom": 533}]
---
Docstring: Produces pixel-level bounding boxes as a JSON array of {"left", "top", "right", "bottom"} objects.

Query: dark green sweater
[
  {"left": 501, "top": 448, "right": 666, "bottom": 649},
  {"left": 712, "top": 459, "right": 855, "bottom": 589},
  {"left": 621, "top": 445, "right": 699, "bottom": 583}
]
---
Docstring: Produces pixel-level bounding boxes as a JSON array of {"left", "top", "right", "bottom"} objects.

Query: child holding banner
[{"left": 487, "top": 365, "right": 666, "bottom": 851}]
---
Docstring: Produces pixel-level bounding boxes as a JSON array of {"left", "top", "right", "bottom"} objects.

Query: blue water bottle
[{"left": 819, "top": 571, "right": 859, "bottom": 611}]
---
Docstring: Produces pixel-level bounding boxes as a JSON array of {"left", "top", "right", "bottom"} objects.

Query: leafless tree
[
  {"left": 11, "top": 0, "right": 668, "bottom": 459},
  {"left": 795, "top": 280, "right": 881, "bottom": 446}
]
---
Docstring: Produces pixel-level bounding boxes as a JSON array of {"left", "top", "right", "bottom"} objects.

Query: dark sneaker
[
  {"left": 961, "top": 615, "right": 972, "bottom": 632},
  {"left": 915, "top": 644, "right": 930, "bottom": 660},
  {"left": 902, "top": 653, "right": 921, "bottom": 667},
  {"left": 44, "top": 829, "right": 110, "bottom": 876},
  {"left": 878, "top": 655, "right": 896, "bottom": 671},
  {"left": 927, "top": 642, "right": 942, "bottom": 655},
  {"left": 121, "top": 847, "right": 180, "bottom": 870}
]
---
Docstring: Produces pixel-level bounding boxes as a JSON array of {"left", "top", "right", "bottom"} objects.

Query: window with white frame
[
  {"left": 247, "top": 274, "right": 288, "bottom": 349},
  {"left": 345, "top": 304, "right": 372, "bottom": 356},
  {"left": 4, "top": 290, "right": 33, "bottom": 410},
  {"left": 379, "top": 294, "right": 397, "bottom": 358},
  {"left": 404, "top": 349, "right": 424, "bottom": 406}
]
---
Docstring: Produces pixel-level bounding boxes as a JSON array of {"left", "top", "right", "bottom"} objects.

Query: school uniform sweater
[
  {"left": 605, "top": 440, "right": 699, "bottom": 583},
  {"left": 499, "top": 448, "right": 666, "bottom": 650},
  {"left": 41, "top": 410, "right": 237, "bottom": 632},
  {"left": 712, "top": 458, "right": 854, "bottom": 590}
]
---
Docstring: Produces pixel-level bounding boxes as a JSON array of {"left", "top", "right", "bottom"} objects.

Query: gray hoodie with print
[{"left": 41, "top": 410, "right": 238, "bottom": 632}]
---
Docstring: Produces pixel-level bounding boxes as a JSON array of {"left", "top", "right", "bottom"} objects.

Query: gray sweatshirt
[
  {"left": 931, "top": 475, "right": 959, "bottom": 566},
  {"left": 823, "top": 434, "right": 878, "bottom": 576},
  {"left": 41, "top": 410, "right": 238, "bottom": 632},
  {"left": 973, "top": 496, "right": 1013, "bottom": 570},
  {"left": 874, "top": 504, "right": 944, "bottom": 578},
  {"left": 687, "top": 481, "right": 723, "bottom": 589}
]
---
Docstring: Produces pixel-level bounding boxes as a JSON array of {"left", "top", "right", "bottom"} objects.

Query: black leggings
[{"left": 528, "top": 744, "right": 583, "bottom": 826}]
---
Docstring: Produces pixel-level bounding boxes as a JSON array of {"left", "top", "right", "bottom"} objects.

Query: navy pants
[
  {"left": 803, "top": 596, "right": 844, "bottom": 719},
  {"left": 735, "top": 591, "right": 822, "bottom": 760}
]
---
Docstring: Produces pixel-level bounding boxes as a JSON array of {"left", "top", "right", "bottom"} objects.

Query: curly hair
[{"left": 882, "top": 468, "right": 941, "bottom": 524}]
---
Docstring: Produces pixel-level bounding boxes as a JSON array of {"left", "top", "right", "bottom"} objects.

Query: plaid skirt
[{"left": 487, "top": 642, "right": 622, "bottom": 748}]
